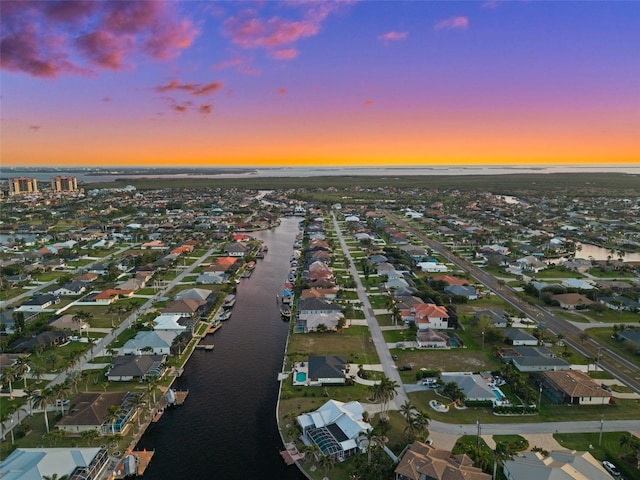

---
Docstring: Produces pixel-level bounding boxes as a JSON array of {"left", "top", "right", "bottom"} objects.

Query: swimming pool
[
  {"left": 295, "top": 372, "right": 307, "bottom": 383},
  {"left": 492, "top": 387, "right": 505, "bottom": 401}
]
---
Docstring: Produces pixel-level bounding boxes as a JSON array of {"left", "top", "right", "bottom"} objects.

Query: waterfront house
[
  {"left": 296, "top": 400, "right": 371, "bottom": 462},
  {"left": 56, "top": 391, "right": 132, "bottom": 434},
  {"left": 152, "top": 313, "right": 188, "bottom": 332},
  {"left": 106, "top": 354, "right": 165, "bottom": 381},
  {"left": 395, "top": 441, "right": 491, "bottom": 480},
  {"left": 307, "top": 355, "right": 347, "bottom": 385},
  {"left": 224, "top": 242, "right": 249, "bottom": 257},
  {"left": 120, "top": 330, "right": 177, "bottom": 356},
  {"left": 0, "top": 447, "right": 110, "bottom": 480}
]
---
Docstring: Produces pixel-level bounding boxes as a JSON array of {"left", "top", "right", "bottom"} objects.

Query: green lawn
[
  {"left": 586, "top": 328, "right": 640, "bottom": 369},
  {"left": 554, "top": 432, "right": 639, "bottom": 480}
]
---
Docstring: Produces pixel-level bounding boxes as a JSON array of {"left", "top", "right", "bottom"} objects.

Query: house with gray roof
[
  {"left": 440, "top": 373, "right": 496, "bottom": 403},
  {"left": 474, "top": 310, "right": 509, "bottom": 328},
  {"left": 503, "top": 328, "right": 538, "bottom": 346},
  {"left": 499, "top": 346, "right": 570, "bottom": 372},
  {"left": 106, "top": 354, "right": 165, "bottom": 381},
  {"left": 503, "top": 450, "right": 615, "bottom": 480},
  {"left": 444, "top": 284, "right": 478, "bottom": 300},
  {"left": 307, "top": 355, "right": 346, "bottom": 385},
  {"left": 120, "top": 330, "right": 177, "bottom": 356}
]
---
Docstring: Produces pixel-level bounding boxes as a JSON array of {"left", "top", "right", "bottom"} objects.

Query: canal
[{"left": 137, "top": 217, "right": 305, "bottom": 479}]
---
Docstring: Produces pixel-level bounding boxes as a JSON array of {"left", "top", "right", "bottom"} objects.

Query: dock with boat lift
[{"left": 113, "top": 449, "right": 155, "bottom": 478}]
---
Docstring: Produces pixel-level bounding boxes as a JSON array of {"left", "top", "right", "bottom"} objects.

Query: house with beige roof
[
  {"left": 395, "top": 441, "right": 491, "bottom": 480},
  {"left": 537, "top": 369, "right": 612, "bottom": 405}
]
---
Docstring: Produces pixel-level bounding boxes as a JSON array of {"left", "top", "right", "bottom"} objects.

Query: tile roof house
[
  {"left": 56, "top": 391, "right": 130, "bottom": 434},
  {"left": 552, "top": 293, "right": 595, "bottom": 310},
  {"left": 395, "top": 441, "right": 491, "bottom": 480},
  {"left": 413, "top": 304, "right": 450, "bottom": 330},
  {"left": 503, "top": 450, "right": 615, "bottom": 480},
  {"left": 538, "top": 369, "right": 612, "bottom": 405}
]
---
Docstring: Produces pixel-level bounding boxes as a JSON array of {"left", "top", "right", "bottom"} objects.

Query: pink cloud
[
  {"left": 434, "top": 16, "right": 469, "bottom": 31},
  {"left": 364, "top": 99, "right": 373, "bottom": 106},
  {"left": 199, "top": 104, "right": 213, "bottom": 115},
  {"left": 270, "top": 48, "right": 298, "bottom": 60},
  {"left": 171, "top": 102, "right": 191, "bottom": 114},
  {"left": 76, "top": 30, "right": 129, "bottom": 70},
  {"left": 222, "top": 3, "right": 352, "bottom": 60},
  {"left": 277, "top": 88, "right": 288, "bottom": 95},
  {"left": 378, "top": 31, "right": 408, "bottom": 44},
  {"left": 29, "top": 125, "right": 42, "bottom": 132},
  {"left": 101, "top": 96, "right": 112, "bottom": 102},
  {"left": 155, "top": 80, "right": 223, "bottom": 96},
  {"left": 213, "top": 55, "right": 261, "bottom": 75},
  {"left": 0, "top": 0, "right": 198, "bottom": 78}
]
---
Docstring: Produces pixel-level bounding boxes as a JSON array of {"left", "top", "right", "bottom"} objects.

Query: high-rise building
[
  {"left": 8, "top": 177, "right": 39, "bottom": 195},
  {"left": 51, "top": 176, "right": 78, "bottom": 193}
]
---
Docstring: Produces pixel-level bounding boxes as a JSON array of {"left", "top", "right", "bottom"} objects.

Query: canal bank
[{"left": 135, "top": 217, "right": 305, "bottom": 479}]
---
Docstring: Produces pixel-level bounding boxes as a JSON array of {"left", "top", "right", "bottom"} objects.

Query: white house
[
  {"left": 417, "top": 261, "right": 448, "bottom": 273},
  {"left": 412, "top": 303, "right": 450, "bottom": 330},
  {"left": 153, "top": 314, "right": 187, "bottom": 332},
  {"left": 297, "top": 400, "right": 371, "bottom": 461},
  {"left": 121, "top": 330, "right": 177, "bottom": 355}
]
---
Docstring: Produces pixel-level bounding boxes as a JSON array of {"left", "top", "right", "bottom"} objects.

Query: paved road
[
  {"left": 331, "top": 213, "right": 409, "bottom": 411},
  {"left": 387, "top": 211, "right": 640, "bottom": 395}
]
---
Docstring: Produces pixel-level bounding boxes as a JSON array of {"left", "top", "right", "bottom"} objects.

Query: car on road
[
  {"left": 391, "top": 355, "right": 398, "bottom": 361},
  {"left": 602, "top": 460, "right": 621, "bottom": 476},
  {"left": 399, "top": 365, "right": 412, "bottom": 371}
]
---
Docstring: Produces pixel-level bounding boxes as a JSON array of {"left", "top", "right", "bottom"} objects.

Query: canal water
[{"left": 137, "top": 217, "right": 305, "bottom": 479}]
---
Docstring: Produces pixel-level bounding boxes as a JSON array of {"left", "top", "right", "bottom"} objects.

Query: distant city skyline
[{"left": 1, "top": 1, "right": 638, "bottom": 167}]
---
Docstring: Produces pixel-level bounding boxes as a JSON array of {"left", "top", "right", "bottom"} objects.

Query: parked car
[
  {"left": 391, "top": 355, "right": 398, "bottom": 361},
  {"left": 601, "top": 383, "right": 612, "bottom": 392},
  {"left": 399, "top": 365, "right": 412, "bottom": 371},
  {"left": 602, "top": 460, "right": 621, "bottom": 476}
]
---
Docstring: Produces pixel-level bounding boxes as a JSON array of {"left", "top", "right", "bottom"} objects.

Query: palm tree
[
  {"left": 67, "top": 370, "right": 82, "bottom": 394},
  {"left": 33, "top": 387, "right": 55, "bottom": 433},
  {"left": 30, "top": 362, "right": 46, "bottom": 384},
  {"left": 105, "top": 404, "right": 122, "bottom": 435},
  {"left": 378, "top": 375, "right": 399, "bottom": 420},
  {"left": 317, "top": 453, "right": 335, "bottom": 479},
  {"left": 414, "top": 410, "right": 431, "bottom": 440},
  {"left": 0, "top": 408, "right": 15, "bottom": 444},
  {"left": 1, "top": 365, "right": 18, "bottom": 399},
  {"left": 51, "top": 382, "right": 71, "bottom": 415},
  {"left": 14, "top": 356, "right": 31, "bottom": 390},
  {"left": 81, "top": 429, "right": 100, "bottom": 446},
  {"left": 42, "top": 473, "right": 69, "bottom": 480}
]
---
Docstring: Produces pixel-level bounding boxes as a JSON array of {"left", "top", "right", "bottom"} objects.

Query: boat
[
  {"left": 246, "top": 261, "right": 256, "bottom": 270},
  {"left": 123, "top": 454, "right": 139, "bottom": 476},
  {"left": 280, "top": 305, "right": 291, "bottom": 319},
  {"left": 217, "top": 310, "right": 232, "bottom": 321},
  {"left": 165, "top": 389, "right": 177, "bottom": 407},
  {"left": 222, "top": 294, "right": 236, "bottom": 308},
  {"left": 241, "top": 269, "right": 252, "bottom": 278}
]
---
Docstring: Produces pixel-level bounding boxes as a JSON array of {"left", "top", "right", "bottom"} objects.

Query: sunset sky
[{"left": 1, "top": 0, "right": 639, "bottom": 168}]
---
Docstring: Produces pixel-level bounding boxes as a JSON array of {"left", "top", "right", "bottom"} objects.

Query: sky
[{"left": 1, "top": 0, "right": 639, "bottom": 168}]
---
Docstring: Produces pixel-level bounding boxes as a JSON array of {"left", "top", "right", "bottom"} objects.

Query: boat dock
[
  {"left": 112, "top": 449, "right": 155, "bottom": 478},
  {"left": 280, "top": 443, "right": 305, "bottom": 465},
  {"left": 194, "top": 343, "right": 214, "bottom": 350},
  {"left": 206, "top": 322, "right": 222, "bottom": 334}
]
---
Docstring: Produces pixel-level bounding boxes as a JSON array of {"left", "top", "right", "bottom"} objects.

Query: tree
[
  {"left": 317, "top": 453, "right": 335, "bottom": 479},
  {"left": 42, "top": 473, "right": 70, "bottom": 480},
  {"left": 0, "top": 408, "right": 15, "bottom": 444},
  {"left": 1, "top": 365, "right": 18, "bottom": 399},
  {"left": 14, "top": 356, "right": 31, "bottom": 390},
  {"left": 81, "top": 429, "right": 100, "bottom": 446},
  {"left": 33, "top": 387, "right": 55, "bottom": 433},
  {"left": 12, "top": 311, "right": 25, "bottom": 335},
  {"left": 51, "top": 382, "right": 71, "bottom": 415},
  {"left": 105, "top": 404, "right": 122, "bottom": 435}
]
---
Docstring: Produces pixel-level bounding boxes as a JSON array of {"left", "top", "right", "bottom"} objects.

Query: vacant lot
[
  {"left": 392, "top": 348, "right": 502, "bottom": 373},
  {"left": 286, "top": 326, "right": 379, "bottom": 365}
]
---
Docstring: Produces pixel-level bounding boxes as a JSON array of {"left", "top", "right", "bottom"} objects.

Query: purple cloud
[
  {"left": 378, "top": 31, "right": 408, "bottom": 44},
  {"left": 155, "top": 80, "right": 223, "bottom": 96},
  {"left": 434, "top": 16, "right": 469, "bottom": 31},
  {"left": 0, "top": 0, "right": 198, "bottom": 78}
]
